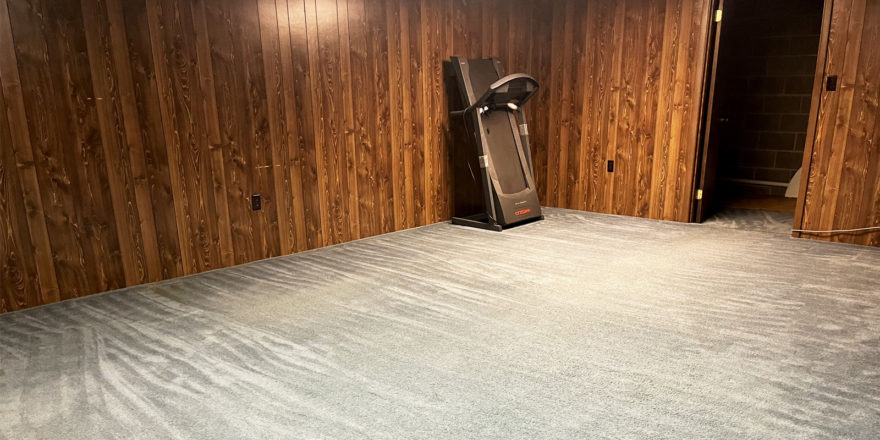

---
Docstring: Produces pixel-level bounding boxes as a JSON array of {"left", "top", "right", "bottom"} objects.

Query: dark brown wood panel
[
  {"left": 0, "top": 0, "right": 60, "bottom": 309},
  {"left": 531, "top": 0, "right": 713, "bottom": 222},
  {"left": 119, "top": 0, "right": 185, "bottom": 281},
  {"left": 796, "top": 0, "right": 880, "bottom": 246},
  {"left": 0, "top": 0, "right": 718, "bottom": 312},
  {"left": 81, "top": 0, "right": 157, "bottom": 286},
  {"left": 0, "top": 69, "right": 41, "bottom": 310},
  {"left": 7, "top": 0, "right": 128, "bottom": 300}
]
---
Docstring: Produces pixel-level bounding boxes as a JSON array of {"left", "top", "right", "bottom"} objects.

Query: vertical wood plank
[
  {"left": 386, "top": 0, "right": 405, "bottom": 230},
  {"left": 852, "top": 0, "right": 880, "bottom": 245},
  {"left": 802, "top": 0, "right": 852, "bottom": 235},
  {"left": 147, "top": 0, "right": 224, "bottom": 273},
  {"left": 800, "top": 0, "right": 880, "bottom": 246},
  {"left": 660, "top": 0, "right": 693, "bottom": 221},
  {"left": 0, "top": 0, "right": 60, "bottom": 305},
  {"left": 8, "top": 0, "right": 125, "bottom": 299},
  {"left": 543, "top": 1, "right": 565, "bottom": 207},
  {"left": 203, "top": 0, "right": 279, "bottom": 264},
  {"left": 337, "top": 0, "right": 362, "bottom": 239},
  {"left": 192, "top": 0, "right": 235, "bottom": 267},
  {"left": 369, "top": 0, "right": 394, "bottom": 234},
  {"left": 402, "top": 0, "right": 426, "bottom": 227},
  {"left": 554, "top": 0, "right": 574, "bottom": 207},
  {"left": 347, "top": 0, "right": 378, "bottom": 237},
  {"left": 601, "top": 0, "right": 627, "bottom": 214},
  {"left": 0, "top": 72, "right": 41, "bottom": 311},
  {"left": 420, "top": 0, "right": 443, "bottom": 224},
  {"left": 246, "top": 0, "right": 282, "bottom": 259},
  {"left": 119, "top": 0, "right": 184, "bottom": 279},
  {"left": 648, "top": 0, "right": 682, "bottom": 219},
  {"left": 103, "top": 0, "right": 166, "bottom": 282},
  {"left": 529, "top": 0, "right": 552, "bottom": 204},
  {"left": 304, "top": 0, "right": 338, "bottom": 246},
  {"left": 676, "top": 0, "right": 711, "bottom": 221},
  {"left": 817, "top": 0, "right": 866, "bottom": 232},
  {"left": 614, "top": 0, "right": 648, "bottom": 215},
  {"left": 259, "top": 0, "right": 296, "bottom": 254},
  {"left": 81, "top": 0, "right": 153, "bottom": 286},
  {"left": 286, "top": 0, "right": 324, "bottom": 250},
  {"left": 562, "top": 0, "right": 588, "bottom": 210}
]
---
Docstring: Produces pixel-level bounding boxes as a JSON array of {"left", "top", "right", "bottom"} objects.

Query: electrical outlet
[
  {"left": 251, "top": 194, "right": 262, "bottom": 211},
  {"left": 826, "top": 75, "right": 838, "bottom": 91},
  {"left": 607, "top": 160, "right": 615, "bottom": 173}
]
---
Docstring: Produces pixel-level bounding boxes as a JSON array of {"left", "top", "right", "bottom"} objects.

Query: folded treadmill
[{"left": 445, "top": 57, "right": 543, "bottom": 231}]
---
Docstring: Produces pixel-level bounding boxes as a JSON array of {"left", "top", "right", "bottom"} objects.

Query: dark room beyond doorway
[{"left": 699, "top": 0, "right": 824, "bottom": 225}]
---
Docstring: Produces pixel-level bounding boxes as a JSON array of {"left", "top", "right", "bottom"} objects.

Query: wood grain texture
[
  {"left": 0, "top": 0, "right": 718, "bottom": 311},
  {"left": 529, "top": 0, "right": 713, "bottom": 222},
  {"left": 0, "top": 0, "right": 60, "bottom": 308},
  {"left": 797, "top": 0, "right": 880, "bottom": 246},
  {"left": 0, "top": 71, "right": 40, "bottom": 310}
]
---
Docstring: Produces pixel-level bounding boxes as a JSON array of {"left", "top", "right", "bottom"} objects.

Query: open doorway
[{"left": 694, "top": 0, "right": 825, "bottom": 229}]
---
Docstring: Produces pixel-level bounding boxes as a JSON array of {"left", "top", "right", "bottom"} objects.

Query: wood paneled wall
[
  {"left": 796, "top": 0, "right": 880, "bottom": 246},
  {"left": 528, "top": 0, "right": 713, "bottom": 222},
  {"left": 0, "top": 0, "right": 716, "bottom": 312},
  {"left": 0, "top": 0, "right": 518, "bottom": 312}
]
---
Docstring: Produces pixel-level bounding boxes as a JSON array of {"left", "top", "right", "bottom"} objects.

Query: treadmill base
[
  {"left": 451, "top": 214, "right": 545, "bottom": 232},
  {"left": 451, "top": 215, "right": 504, "bottom": 232}
]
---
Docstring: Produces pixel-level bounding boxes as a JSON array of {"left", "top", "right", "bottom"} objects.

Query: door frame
[
  {"left": 792, "top": 0, "right": 834, "bottom": 238},
  {"left": 691, "top": 0, "right": 835, "bottom": 225},
  {"left": 692, "top": 0, "right": 725, "bottom": 223}
]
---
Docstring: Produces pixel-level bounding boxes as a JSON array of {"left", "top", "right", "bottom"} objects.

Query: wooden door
[
  {"left": 694, "top": 0, "right": 726, "bottom": 222},
  {"left": 795, "top": 0, "right": 880, "bottom": 246}
]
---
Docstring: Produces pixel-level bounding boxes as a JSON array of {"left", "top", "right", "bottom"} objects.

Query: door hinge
[
  {"left": 714, "top": 9, "right": 723, "bottom": 22},
  {"left": 696, "top": 189, "right": 704, "bottom": 200}
]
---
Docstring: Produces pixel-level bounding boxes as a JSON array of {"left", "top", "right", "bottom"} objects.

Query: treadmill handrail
[
  {"left": 473, "top": 73, "right": 539, "bottom": 108},
  {"left": 488, "top": 73, "right": 537, "bottom": 94},
  {"left": 449, "top": 73, "right": 539, "bottom": 117}
]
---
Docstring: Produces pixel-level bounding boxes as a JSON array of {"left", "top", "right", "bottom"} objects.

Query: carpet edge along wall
[{"left": 0, "top": 0, "right": 713, "bottom": 312}]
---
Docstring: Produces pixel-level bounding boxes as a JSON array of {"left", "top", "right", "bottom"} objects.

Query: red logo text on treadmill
[{"left": 515, "top": 209, "right": 531, "bottom": 216}]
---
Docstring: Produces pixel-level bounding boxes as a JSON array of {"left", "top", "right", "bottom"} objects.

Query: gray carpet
[
  {"left": 1, "top": 208, "right": 879, "bottom": 439},
  {"left": 703, "top": 208, "right": 796, "bottom": 234}
]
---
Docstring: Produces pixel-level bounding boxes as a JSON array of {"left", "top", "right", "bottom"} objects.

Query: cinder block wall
[{"left": 718, "top": 0, "right": 823, "bottom": 196}]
